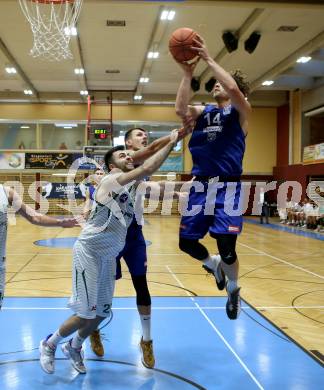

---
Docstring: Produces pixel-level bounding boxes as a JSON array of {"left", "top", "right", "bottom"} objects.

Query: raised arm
[
  {"left": 191, "top": 35, "right": 251, "bottom": 130},
  {"left": 6, "top": 187, "right": 78, "bottom": 227},
  {"left": 131, "top": 126, "right": 190, "bottom": 165},
  {"left": 131, "top": 131, "right": 176, "bottom": 165},
  {"left": 175, "top": 60, "right": 204, "bottom": 125},
  {"left": 96, "top": 131, "right": 178, "bottom": 202},
  {"left": 117, "top": 131, "right": 178, "bottom": 186}
]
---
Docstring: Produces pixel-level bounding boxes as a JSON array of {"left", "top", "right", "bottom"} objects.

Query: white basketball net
[{"left": 18, "top": 0, "right": 83, "bottom": 61}]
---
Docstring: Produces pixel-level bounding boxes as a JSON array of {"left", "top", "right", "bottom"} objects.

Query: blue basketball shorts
[
  {"left": 116, "top": 219, "right": 147, "bottom": 280},
  {"left": 180, "top": 180, "right": 244, "bottom": 239}
]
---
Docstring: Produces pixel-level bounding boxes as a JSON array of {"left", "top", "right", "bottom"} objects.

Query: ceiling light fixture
[
  {"left": 167, "top": 11, "right": 176, "bottom": 20},
  {"left": 147, "top": 51, "right": 159, "bottom": 59},
  {"left": 24, "top": 89, "right": 33, "bottom": 95},
  {"left": 64, "top": 26, "right": 77, "bottom": 36},
  {"left": 134, "top": 95, "right": 142, "bottom": 100},
  {"left": 55, "top": 123, "right": 78, "bottom": 128},
  {"left": 139, "top": 77, "right": 149, "bottom": 83},
  {"left": 262, "top": 80, "right": 274, "bottom": 86},
  {"left": 5, "top": 67, "right": 17, "bottom": 74},
  {"left": 74, "top": 68, "right": 84, "bottom": 74},
  {"left": 296, "top": 56, "right": 311, "bottom": 63},
  {"left": 161, "top": 10, "right": 175, "bottom": 21},
  {"left": 80, "top": 90, "right": 88, "bottom": 95}
]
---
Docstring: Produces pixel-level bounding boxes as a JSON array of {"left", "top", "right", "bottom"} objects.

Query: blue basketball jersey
[{"left": 189, "top": 104, "right": 245, "bottom": 177}]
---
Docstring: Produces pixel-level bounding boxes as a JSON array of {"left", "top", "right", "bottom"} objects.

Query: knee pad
[
  {"left": 220, "top": 250, "right": 237, "bottom": 265},
  {"left": 131, "top": 275, "right": 151, "bottom": 306},
  {"left": 213, "top": 234, "right": 237, "bottom": 265},
  {"left": 179, "top": 237, "right": 209, "bottom": 260}
]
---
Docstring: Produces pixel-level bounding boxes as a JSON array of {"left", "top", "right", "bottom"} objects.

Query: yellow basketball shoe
[
  {"left": 90, "top": 330, "right": 104, "bottom": 357},
  {"left": 139, "top": 337, "right": 155, "bottom": 368}
]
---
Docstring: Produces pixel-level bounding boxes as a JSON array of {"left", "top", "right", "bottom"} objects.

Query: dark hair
[
  {"left": 124, "top": 127, "right": 147, "bottom": 142},
  {"left": 104, "top": 145, "right": 125, "bottom": 171},
  {"left": 230, "top": 69, "right": 250, "bottom": 96}
]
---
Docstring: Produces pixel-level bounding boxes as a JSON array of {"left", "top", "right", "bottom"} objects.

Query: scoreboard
[{"left": 94, "top": 128, "right": 108, "bottom": 139}]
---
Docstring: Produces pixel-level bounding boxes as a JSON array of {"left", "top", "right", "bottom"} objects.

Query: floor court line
[
  {"left": 7, "top": 252, "right": 264, "bottom": 257},
  {"left": 165, "top": 265, "right": 264, "bottom": 390},
  {"left": 148, "top": 253, "right": 264, "bottom": 256},
  {"left": 238, "top": 242, "right": 324, "bottom": 280},
  {"left": 2, "top": 305, "right": 324, "bottom": 310}
]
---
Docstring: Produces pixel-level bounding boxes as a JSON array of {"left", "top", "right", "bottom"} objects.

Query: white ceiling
[{"left": 0, "top": 0, "right": 324, "bottom": 106}]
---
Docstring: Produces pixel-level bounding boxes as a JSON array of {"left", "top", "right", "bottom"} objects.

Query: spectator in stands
[
  {"left": 278, "top": 197, "right": 289, "bottom": 224},
  {"left": 305, "top": 200, "right": 319, "bottom": 230},
  {"left": 298, "top": 197, "right": 311, "bottom": 228},
  {"left": 59, "top": 142, "right": 68, "bottom": 150},
  {"left": 75, "top": 140, "right": 83, "bottom": 150},
  {"left": 259, "top": 187, "right": 270, "bottom": 224},
  {"left": 18, "top": 141, "right": 25, "bottom": 150},
  {"left": 286, "top": 198, "right": 299, "bottom": 225},
  {"left": 292, "top": 200, "right": 306, "bottom": 227}
]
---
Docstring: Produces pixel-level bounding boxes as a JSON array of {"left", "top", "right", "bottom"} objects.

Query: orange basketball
[{"left": 169, "top": 27, "right": 198, "bottom": 63}]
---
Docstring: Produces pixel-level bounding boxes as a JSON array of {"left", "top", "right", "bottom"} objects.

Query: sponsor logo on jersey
[
  {"left": 119, "top": 193, "right": 129, "bottom": 203},
  {"left": 90, "top": 305, "right": 97, "bottom": 311},
  {"left": 228, "top": 225, "right": 240, "bottom": 232},
  {"left": 203, "top": 126, "right": 223, "bottom": 141},
  {"left": 203, "top": 126, "right": 223, "bottom": 133},
  {"left": 223, "top": 105, "right": 232, "bottom": 115}
]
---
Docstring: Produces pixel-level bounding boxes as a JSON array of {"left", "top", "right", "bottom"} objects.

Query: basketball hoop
[{"left": 18, "top": 0, "right": 83, "bottom": 61}]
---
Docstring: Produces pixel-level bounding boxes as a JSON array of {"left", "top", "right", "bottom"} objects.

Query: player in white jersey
[
  {"left": 0, "top": 184, "right": 77, "bottom": 310},
  {"left": 89, "top": 127, "right": 186, "bottom": 366},
  {"left": 39, "top": 130, "right": 179, "bottom": 375}
]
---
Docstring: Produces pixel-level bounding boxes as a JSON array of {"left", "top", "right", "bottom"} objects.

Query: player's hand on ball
[{"left": 191, "top": 34, "right": 210, "bottom": 61}]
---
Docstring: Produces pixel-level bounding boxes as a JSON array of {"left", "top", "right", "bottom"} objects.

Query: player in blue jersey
[{"left": 175, "top": 34, "right": 251, "bottom": 320}]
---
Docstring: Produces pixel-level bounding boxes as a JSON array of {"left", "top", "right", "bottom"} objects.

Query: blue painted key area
[{"left": 0, "top": 297, "right": 322, "bottom": 389}]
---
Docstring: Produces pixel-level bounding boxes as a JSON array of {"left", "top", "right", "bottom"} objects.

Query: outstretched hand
[
  {"left": 170, "top": 128, "right": 179, "bottom": 144},
  {"left": 191, "top": 34, "right": 211, "bottom": 62},
  {"left": 60, "top": 217, "right": 80, "bottom": 228},
  {"left": 181, "top": 114, "right": 196, "bottom": 135},
  {"left": 177, "top": 125, "right": 193, "bottom": 141}
]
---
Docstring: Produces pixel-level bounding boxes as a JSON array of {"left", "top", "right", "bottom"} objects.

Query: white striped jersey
[
  {"left": 0, "top": 185, "right": 8, "bottom": 260},
  {"left": 77, "top": 175, "right": 136, "bottom": 258},
  {"left": 0, "top": 184, "right": 8, "bottom": 305},
  {"left": 0, "top": 185, "right": 8, "bottom": 219}
]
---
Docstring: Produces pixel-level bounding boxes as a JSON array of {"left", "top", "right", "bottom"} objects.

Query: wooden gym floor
[{"left": 4, "top": 215, "right": 324, "bottom": 364}]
